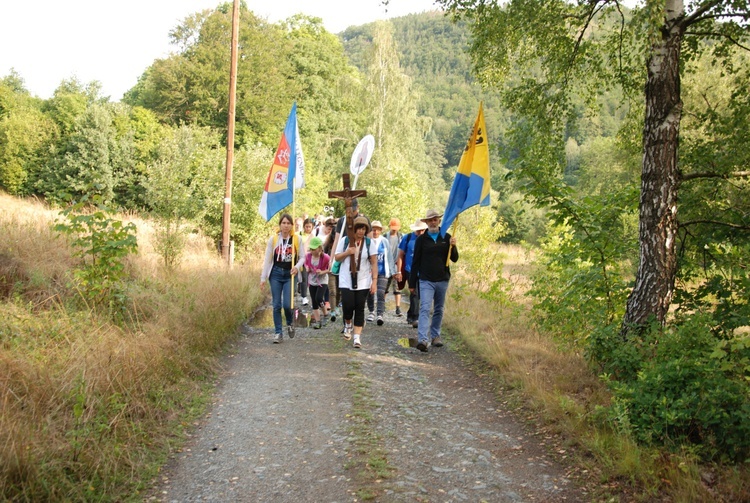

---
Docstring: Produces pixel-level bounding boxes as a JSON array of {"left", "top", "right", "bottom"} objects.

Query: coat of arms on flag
[{"left": 258, "top": 102, "right": 305, "bottom": 221}]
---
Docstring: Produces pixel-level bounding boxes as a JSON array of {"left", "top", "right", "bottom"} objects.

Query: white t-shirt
[{"left": 335, "top": 236, "right": 379, "bottom": 290}]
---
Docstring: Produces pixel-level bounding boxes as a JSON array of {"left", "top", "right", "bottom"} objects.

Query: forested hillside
[
  {"left": 342, "top": 11, "right": 503, "bottom": 174},
  {"left": 341, "top": 11, "right": 634, "bottom": 242}
]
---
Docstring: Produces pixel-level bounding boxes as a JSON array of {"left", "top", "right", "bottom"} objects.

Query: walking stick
[{"left": 290, "top": 191, "right": 298, "bottom": 336}]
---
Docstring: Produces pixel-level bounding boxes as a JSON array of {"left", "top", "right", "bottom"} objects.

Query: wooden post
[{"left": 220, "top": 0, "right": 240, "bottom": 265}]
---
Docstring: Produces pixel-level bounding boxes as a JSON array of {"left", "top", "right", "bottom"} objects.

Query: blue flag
[
  {"left": 258, "top": 102, "right": 305, "bottom": 221},
  {"left": 441, "top": 102, "right": 490, "bottom": 236}
]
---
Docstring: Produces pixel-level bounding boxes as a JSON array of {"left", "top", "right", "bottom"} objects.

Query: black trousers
[
  {"left": 407, "top": 286, "right": 419, "bottom": 322},
  {"left": 341, "top": 288, "right": 369, "bottom": 327}
]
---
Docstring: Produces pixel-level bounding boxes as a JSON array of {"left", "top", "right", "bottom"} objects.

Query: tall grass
[
  {"left": 0, "top": 194, "right": 263, "bottom": 502},
  {"left": 445, "top": 243, "right": 750, "bottom": 502}
]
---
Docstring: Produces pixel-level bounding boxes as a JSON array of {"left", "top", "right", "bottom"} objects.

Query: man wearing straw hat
[{"left": 408, "top": 209, "right": 459, "bottom": 352}]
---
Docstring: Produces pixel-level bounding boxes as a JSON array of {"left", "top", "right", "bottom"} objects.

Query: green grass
[{"left": 342, "top": 360, "right": 396, "bottom": 499}]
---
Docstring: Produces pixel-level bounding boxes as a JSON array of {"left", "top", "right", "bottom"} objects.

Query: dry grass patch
[
  {"left": 0, "top": 193, "right": 263, "bottom": 502},
  {"left": 445, "top": 291, "right": 608, "bottom": 419},
  {"left": 0, "top": 197, "right": 77, "bottom": 307}
]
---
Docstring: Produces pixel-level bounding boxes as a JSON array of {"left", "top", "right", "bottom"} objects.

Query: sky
[{"left": 0, "top": 0, "right": 440, "bottom": 101}]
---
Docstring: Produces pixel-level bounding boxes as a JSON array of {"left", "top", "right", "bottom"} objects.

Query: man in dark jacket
[{"left": 408, "top": 209, "right": 459, "bottom": 352}]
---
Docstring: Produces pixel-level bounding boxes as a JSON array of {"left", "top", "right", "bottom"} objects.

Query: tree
[
  {"left": 359, "top": 21, "right": 441, "bottom": 223},
  {"left": 0, "top": 74, "right": 56, "bottom": 195},
  {"left": 440, "top": 0, "right": 750, "bottom": 336},
  {"left": 43, "top": 79, "right": 102, "bottom": 136},
  {"left": 145, "top": 124, "right": 224, "bottom": 266},
  {"left": 111, "top": 106, "right": 167, "bottom": 209},
  {"left": 36, "top": 101, "right": 142, "bottom": 207},
  {"left": 280, "top": 15, "right": 367, "bottom": 216},
  {"left": 124, "top": 4, "right": 298, "bottom": 147}
]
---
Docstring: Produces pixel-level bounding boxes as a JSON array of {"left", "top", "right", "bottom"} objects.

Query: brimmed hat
[
  {"left": 409, "top": 219, "right": 428, "bottom": 231},
  {"left": 420, "top": 209, "right": 443, "bottom": 222},
  {"left": 371, "top": 220, "right": 383, "bottom": 230},
  {"left": 389, "top": 217, "right": 401, "bottom": 230},
  {"left": 325, "top": 216, "right": 336, "bottom": 226},
  {"left": 353, "top": 215, "right": 370, "bottom": 233},
  {"left": 308, "top": 236, "right": 323, "bottom": 250}
]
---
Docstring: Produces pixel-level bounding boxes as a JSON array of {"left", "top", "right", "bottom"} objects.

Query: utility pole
[{"left": 220, "top": 0, "right": 240, "bottom": 265}]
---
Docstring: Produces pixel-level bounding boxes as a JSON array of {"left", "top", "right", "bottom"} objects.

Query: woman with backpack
[
  {"left": 333, "top": 216, "right": 378, "bottom": 349},
  {"left": 260, "top": 213, "right": 306, "bottom": 343}
]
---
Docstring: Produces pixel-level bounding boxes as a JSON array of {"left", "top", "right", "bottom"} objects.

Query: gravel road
[{"left": 148, "top": 303, "right": 585, "bottom": 502}]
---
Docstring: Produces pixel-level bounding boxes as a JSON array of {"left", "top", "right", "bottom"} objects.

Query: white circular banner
[{"left": 350, "top": 135, "right": 375, "bottom": 176}]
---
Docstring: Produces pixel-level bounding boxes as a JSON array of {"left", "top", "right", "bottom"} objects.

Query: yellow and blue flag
[
  {"left": 258, "top": 102, "right": 305, "bottom": 221},
  {"left": 441, "top": 102, "right": 490, "bottom": 236}
]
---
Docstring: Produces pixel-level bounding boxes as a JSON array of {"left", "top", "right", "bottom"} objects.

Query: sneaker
[
  {"left": 288, "top": 326, "right": 295, "bottom": 339},
  {"left": 343, "top": 324, "right": 353, "bottom": 340},
  {"left": 273, "top": 333, "right": 282, "bottom": 344},
  {"left": 416, "top": 341, "right": 428, "bottom": 352},
  {"left": 377, "top": 315, "right": 384, "bottom": 326},
  {"left": 330, "top": 311, "right": 337, "bottom": 322},
  {"left": 431, "top": 337, "right": 443, "bottom": 347},
  {"left": 395, "top": 306, "right": 402, "bottom": 317},
  {"left": 353, "top": 335, "right": 361, "bottom": 349},
  {"left": 367, "top": 312, "right": 375, "bottom": 323},
  {"left": 302, "top": 298, "right": 309, "bottom": 306},
  {"left": 312, "top": 321, "right": 322, "bottom": 329},
  {"left": 412, "top": 320, "right": 418, "bottom": 328}
]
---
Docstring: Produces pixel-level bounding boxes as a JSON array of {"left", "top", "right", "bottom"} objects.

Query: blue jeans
[
  {"left": 367, "top": 277, "right": 388, "bottom": 315},
  {"left": 417, "top": 279, "right": 450, "bottom": 344},
  {"left": 269, "top": 266, "right": 295, "bottom": 334}
]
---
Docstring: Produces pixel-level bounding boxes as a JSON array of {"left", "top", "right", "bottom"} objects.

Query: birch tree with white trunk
[{"left": 439, "top": 0, "right": 750, "bottom": 337}]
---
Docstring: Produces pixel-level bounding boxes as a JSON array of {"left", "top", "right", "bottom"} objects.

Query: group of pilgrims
[{"left": 260, "top": 199, "right": 458, "bottom": 352}]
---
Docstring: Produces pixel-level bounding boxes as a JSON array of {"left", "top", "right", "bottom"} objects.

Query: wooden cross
[{"left": 328, "top": 173, "right": 367, "bottom": 276}]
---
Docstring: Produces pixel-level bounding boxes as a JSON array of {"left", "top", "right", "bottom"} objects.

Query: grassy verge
[
  {"left": 0, "top": 194, "right": 263, "bottom": 502},
  {"left": 444, "top": 244, "right": 750, "bottom": 502},
  {"left": 343, "top": 360, "right": 396, "bottom": 500}
]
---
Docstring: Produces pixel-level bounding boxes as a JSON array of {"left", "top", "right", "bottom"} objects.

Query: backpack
[
  {"left": 343, "top": 236, "right": 372, "bottom": 255},
  {"left": 331, "top": 236, "right": 372, "bottom": 275},
  {"left": 401, "top": 232, "right": 415, "bottom": 272}
]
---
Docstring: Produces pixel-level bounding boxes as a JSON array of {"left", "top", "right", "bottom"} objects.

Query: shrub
[
  {"left": 604, "top": 315, "right": 750, "bottom": 462},
  {"left": 53, "top": 196, "right": 137, "bottom": 315}
]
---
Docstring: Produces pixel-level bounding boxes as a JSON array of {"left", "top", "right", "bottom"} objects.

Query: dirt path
[{"left": 149, "top": 304, "right": 585, "bottom": 502}]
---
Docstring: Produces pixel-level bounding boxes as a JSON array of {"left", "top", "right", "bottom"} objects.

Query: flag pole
[
  {"left": 291, "top": 185, "right": 296, "bottom": 313},
  {"left": 446, "top": 216, "right": 458, "bottom": 267}
]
